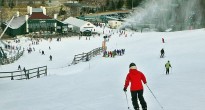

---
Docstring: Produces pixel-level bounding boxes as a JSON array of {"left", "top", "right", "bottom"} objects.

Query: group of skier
[
  {"left": 160, "top": 38, "right": 172, "bottom": 75},
  {"left": 17, "top": 65, "right": 27, "bottom": 78},
  {"left": 122, "top": 37, "right": 173, "bottom": 110},
  {"left": 103, "top": 49, "right": 125, "bottom": 57}
]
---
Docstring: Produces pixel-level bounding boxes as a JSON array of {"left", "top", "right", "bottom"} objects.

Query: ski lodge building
[
  {"left": 63, "top": 17, "right": 96, "bottom": 36},
  {"left": 2, "top": 6, "right": 66, "bottom": 37}
]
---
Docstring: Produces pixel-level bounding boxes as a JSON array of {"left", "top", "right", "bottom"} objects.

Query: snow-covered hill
[{"left": 0, "top": 28, "right": 205, "bottom": 110}]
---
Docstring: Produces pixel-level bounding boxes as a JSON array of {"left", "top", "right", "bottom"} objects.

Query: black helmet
[{"left": 129, "top": 63, "right": 136, "bottom": 68}]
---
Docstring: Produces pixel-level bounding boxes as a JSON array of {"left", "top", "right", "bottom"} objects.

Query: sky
[{"left": 0, "top": 27, "right": 205, "bottom": 110}]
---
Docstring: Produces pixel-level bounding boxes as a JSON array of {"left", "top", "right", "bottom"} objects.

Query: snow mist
[{"left": 123, "top": 0, "right": 204, "bottom": 32}]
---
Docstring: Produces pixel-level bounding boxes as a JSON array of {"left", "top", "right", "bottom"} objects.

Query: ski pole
[
  {"left": 124, "top": 91, "right": 130, "bottom": 110},
  {"left": 146, "top": 84, "right": 165, "bottom": 110}
]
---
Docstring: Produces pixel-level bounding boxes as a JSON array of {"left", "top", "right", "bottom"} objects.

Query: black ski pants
[
  {"left": 131, "top": 90, "right": 147, "bottom": 110},
  {"left": 166, "top": 68, "right": 170, "bottom": 75},
  {"left": 160, "top": 53, "right": 164, "bottom": 58}
]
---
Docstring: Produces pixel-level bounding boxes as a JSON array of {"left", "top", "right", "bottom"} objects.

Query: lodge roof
[
  {"left": 63, "top": 17, "right": 94, "bottom": 28},
  {"left": 29, "top": 12, "right": 52, "bottom": 19},
  {"left": 4, "top": 16, "right": 26, "bottom": 29},
  {"left": 4, "top": 12, "right": 53, "bottom": 29}
]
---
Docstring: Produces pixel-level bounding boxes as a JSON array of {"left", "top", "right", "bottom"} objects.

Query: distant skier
[
  {"left": 123, "top": 63, "right": 147, "bottom": 110},
  {"left": 160, "top": 48, "right": 165, "bottom": 58},
  {"left": 122, "top": 49, "right": 125, "bottom": 55},
  {"left": 23, "top": 67, "right": 26, "bottom": 73},
  {"left": 49, "top": 55, "right": 52, "bottom": 61},
  {"left": 18, "top": 65, "right": 21, "bottom": 70},
  {"left": 23, "top": 67, "right": 27, "bottom": 78},
  {"left": 165, "top": 60, "right": 172, "bottom": 75},
  {"left": 42, "top": 50, "right": 45, "bottom": 55},
  {"left": 162, "top": 38, "right": 165, "bottom": 43}
]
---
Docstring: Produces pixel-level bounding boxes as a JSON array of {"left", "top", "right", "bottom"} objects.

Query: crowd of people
[{"left": 103, "top": 49, "right": 125, "bottom": 58}]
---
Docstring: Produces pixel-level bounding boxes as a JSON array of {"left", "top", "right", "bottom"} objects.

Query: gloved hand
[{"left": 123, "top": 87, "right": 127, "bottom": 92}]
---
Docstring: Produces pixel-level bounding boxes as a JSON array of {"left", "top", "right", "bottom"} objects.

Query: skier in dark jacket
[
  {"left": 165, "top": 60, "right": 172, "bottom": 75},
  {"left": 42, "top": 50, "right": 45, "bottom": 55},
  {"left": 49, "top": 55, "right": 52, "bottom": 61},
  {"left": 123, "top": 63, "right": 147, "bottom": 110},
  {"left": 23, "top": 67, "right": 26, "bottom": 74},
  {"left": 160, "top": 48, "right": 165, "bottom": 58},
  {"left": 18, "top": 65, "right": 21, "bottom": 70},
  {"left": 23, "top": 67, "right": 28, "bottom": 79}
]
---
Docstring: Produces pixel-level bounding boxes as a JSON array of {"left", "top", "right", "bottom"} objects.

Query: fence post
[
  {"left": 45, "top": 66, "right": 47, "bottom": 76},
  {"left": 82, "top": 52, "right": 84, "bottom": 61},
  {"left": 37, "top": 68, "right": 40, "bottom": 78},
  {"left": 93, "top": 50, "right": 94, "bottom": 56},
  {"left": 72, "top": 57, "right": 76, "bottom": 64},
  {"left": 11, "top": 72, "right": 14, "bottom": 80},
  {"left": 20, "top": 70, "right": 23, "bottom": 80},
  {"left": 86, "top": 53, "right": 88, "bottom": 61},
  {"left": 27, "top": 70, "right": 29, "bottom": 79}
]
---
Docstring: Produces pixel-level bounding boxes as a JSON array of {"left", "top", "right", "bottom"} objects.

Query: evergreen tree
[
  {"left": 59, "top": 5, "right": 66, "bottom": 16},
  {"left": 28, "top": 0, "right": 33, "bottom": 5},
  {"left": 110, "top": 0, "right": 116, "bottom": 10},
  {"left": 133, "top": 0, "right": 143, "bottom": 7},
  {"left": 42, "top": 0, "right": 46, "bottom": 5},
  {"left": 105, "top": 0, "right": 110, "bottom": 10},
  {"left": 106, "top": 0, "right": 110, "bottom": 6},
  {"left": 201, "top": 0, "right": 205, "bottom": 27},
  {"left": 126, "top": 0, "right": 143, "bottom": 9},
  {"left": 126, "top": 0, "right": 132, "bottom": 9},
  {"left": 0, "top": 0, "right": 4, "bottom": 6},
  {"left": 117, "top": 0, "right": 124, "bottom": 9},
  {"left": 9, "top": 0, "right": 15, "bottom": 9}
]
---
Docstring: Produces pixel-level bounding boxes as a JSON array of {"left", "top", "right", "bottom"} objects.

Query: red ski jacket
[{"left": 124, "top": 69, "right": 147, "bottom": 91}]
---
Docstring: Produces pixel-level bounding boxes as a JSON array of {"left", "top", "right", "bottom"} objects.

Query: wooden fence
[
  {"left": 0, "top": 50, "right": 24, "bottom": 65},
  {"left": 0, "top": 66, "right": 47, "bottom": 80},
  {"left": 72, "top": 47, "right": 103, "bottom": 65}
]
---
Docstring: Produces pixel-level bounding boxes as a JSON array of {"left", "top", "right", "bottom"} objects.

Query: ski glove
[{"left": 123, "top": 87, "right": 127, "bottom": 92}]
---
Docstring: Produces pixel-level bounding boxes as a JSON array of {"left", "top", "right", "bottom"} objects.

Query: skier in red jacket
[{"left": 123, "top": 63, "right": 147, "bottom": 110}]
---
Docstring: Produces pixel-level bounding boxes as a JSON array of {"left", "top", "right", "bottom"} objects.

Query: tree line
[
  {"left": 0, "top": 0, "right": 144, "bottom": 10},
  {"left": 103, "top": 0, "right": 144, "bottom": 10},
  {"left": 0, "top": 0, "right": 49, "bottom": 9}
]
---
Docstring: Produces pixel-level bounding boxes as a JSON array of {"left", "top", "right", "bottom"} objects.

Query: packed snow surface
[{"left": 0, "top": 27, "right": 205, "bottom": 110}]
